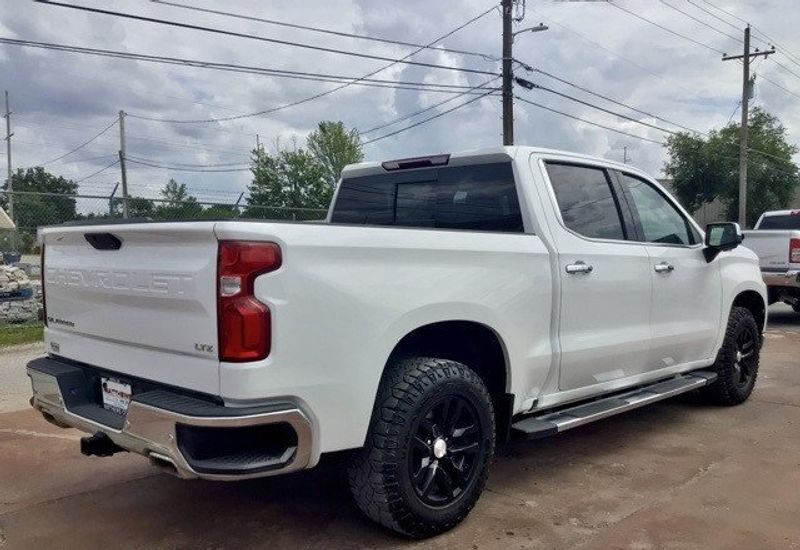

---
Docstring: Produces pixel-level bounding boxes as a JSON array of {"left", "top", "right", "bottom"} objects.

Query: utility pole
[
  {"left": 623, "top": 146, "right": 629, "bottom": 164},
  {"left": 722, "top": 26, "right": 775, "bottom": 227},
  {"left": 4, "top": 91, "right": 13, "bottom": 224},
  {"left": 118, "top": 110, "right": 129, "bottom": 219},
  {"left": 501, "top": 1, "right": 547, "bottom": 146},
  {"left": 502, "top": 0, "right": 514, "bottom": 146}
]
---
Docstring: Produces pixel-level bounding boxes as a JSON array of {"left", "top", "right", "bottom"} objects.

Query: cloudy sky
[{"left": 2, "top": 0, "right": 799, "bottom": 204}]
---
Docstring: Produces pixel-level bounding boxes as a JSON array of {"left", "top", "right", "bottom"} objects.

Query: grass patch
[{"left": 0, "top": 322, "right": 44, "bottom": 347}]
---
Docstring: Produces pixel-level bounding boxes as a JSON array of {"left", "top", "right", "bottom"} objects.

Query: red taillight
[
  {"left": 791, "top": 238, "right": 800, "bottom": 264},
  {"left": 217, "top": 241, "right": 281, "bottom": 362}
]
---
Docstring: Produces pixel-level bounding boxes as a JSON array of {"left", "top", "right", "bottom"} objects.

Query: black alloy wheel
[{"left": 409, "top": 394, "right": 485, "bottom": 507}]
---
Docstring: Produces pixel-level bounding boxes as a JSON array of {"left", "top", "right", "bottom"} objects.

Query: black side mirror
[{"left": 704, "top": 222, "right": 744, "bottom": 262}]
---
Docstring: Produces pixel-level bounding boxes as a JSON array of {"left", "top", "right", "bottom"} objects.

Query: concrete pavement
[{"left": 0, "top": 306, "right": 797, "bottom": 549}]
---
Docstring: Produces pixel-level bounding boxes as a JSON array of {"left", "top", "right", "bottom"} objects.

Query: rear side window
[
  {"left": 546, "top": 162, "right": 626, "bottom": 240},
  {"left": 331, "top": 162, "right": 524, "bottom": 232},
  {"left": 758, "top": 214, "right": 800, "bottom": 230}
]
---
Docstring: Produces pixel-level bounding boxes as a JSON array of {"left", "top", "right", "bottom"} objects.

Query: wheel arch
[
  {"left": 731, "top": 289, "right": 767, "bottom": 334},
  {"left": 383, "top": 320, "right": 515, "bottom": 442}
]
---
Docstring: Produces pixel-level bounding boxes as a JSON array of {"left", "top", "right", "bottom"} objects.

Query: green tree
[
  {"left": 246, "top": 121, "right": 363, "bottom": 218},
  {"left": 307, "top": 121, "right": 363, "bottom": 187},
  {"left": 0, "top": 167, "right": 78, "bottom": 231},
  {"left": 246, "top": 145, "right": 329, "bottom": 218},
  {"left": 665, "top": 107, "right": 799, "bottom": 227},
  {"left": 198, "top": 203, "right": 238, "bottom": 220},
  {"left": 126, "top": 197, "right": 156, "bottom": 219},
  {"left": 153, "top": 179, "right": 203, "bottom": 220}
]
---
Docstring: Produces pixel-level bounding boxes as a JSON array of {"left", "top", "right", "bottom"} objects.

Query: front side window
[
  {"left": 620, "top": 174, "right": 694, "bottom": 245},
  {"left": 546, "top": 162, "right": 626, "bottom": 240}
]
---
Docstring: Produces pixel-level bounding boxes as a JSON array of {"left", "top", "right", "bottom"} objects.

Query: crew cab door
[
  {"left": 614, "top": 171, "right": 722, "bottom": 366},
  {"left": 542, "top": 161, "right": 653, "bottom": 391}
]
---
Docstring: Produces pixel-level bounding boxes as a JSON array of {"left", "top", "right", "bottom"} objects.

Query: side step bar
[{"left": 511, "top": 370, "right": 718, "bottom": 440}]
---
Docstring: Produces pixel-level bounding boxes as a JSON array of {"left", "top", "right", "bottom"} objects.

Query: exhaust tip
[
  {"left": 148, "top": 452, "right": 180, "bottom": 476},
  {"left": 80, "top": 432, "right": 124, "bottom": 457}
]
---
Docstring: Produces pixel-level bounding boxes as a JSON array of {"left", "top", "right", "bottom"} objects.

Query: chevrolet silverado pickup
[
  {"left": 30, "top": 147, "right": 767, "bottom": 538},
  {"left": 742, "top": 209, "right": 800, "bottom": 312}
]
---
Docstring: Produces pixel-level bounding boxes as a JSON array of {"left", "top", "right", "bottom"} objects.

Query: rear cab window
[
  {"left": 758, "top": 213, "right": 800, "bottom": 230},
  {"left": 330, "top": 162, "right": 524, "bottom": 233}
]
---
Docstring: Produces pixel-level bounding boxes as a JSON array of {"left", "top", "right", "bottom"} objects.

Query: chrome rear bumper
[
  {"left": 28, "top": 357, "right": 314, "bottom": 480},
  {"left": 762, "top": 269, "right": 800, "bottom": 290}
]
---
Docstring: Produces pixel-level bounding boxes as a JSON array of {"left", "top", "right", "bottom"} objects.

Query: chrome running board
[{"left": 511, "top": 370, "right": 718, "bottom": 440}]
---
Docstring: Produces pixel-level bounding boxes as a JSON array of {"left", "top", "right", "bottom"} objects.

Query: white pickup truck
[
  {"left": 742, "top": 210, "right": 800, "bottom": 312},
  {"left": 31, "top": 147, "right": 767, "bottom": 538}
]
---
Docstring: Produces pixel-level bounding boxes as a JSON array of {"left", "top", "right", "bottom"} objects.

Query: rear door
[
  {"left": 543, "top": 161, "right": 653, "bottom": 392},
  {"left": 42, "top": 222, "right": 221, "bottom": 394},
  {"left": 614, "top": 171, "right": 721, "bottom": 366}
]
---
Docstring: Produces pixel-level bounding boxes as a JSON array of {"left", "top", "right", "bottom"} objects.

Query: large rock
[
  {"left": 0, "top": 298, "right": 40, "bottom": 323},
  {"left": 0, "top": 265, "right": 40, "bottom": 323}
]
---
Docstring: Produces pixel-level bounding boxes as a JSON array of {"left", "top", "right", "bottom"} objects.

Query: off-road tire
[
  {"left": 348, "top": 356, "right": 495, "bottom": 538},
  {"left": 701, "top": 306, "right": 761, "bottom": 405}
]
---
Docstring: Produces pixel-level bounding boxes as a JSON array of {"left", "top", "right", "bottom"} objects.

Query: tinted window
[
  {"left": 758, "top": 214, "right": 800, "bottom": 230},
  {"left": 331, "top": 162, "right": 524, "bottom": 232},
  {"left": 620, "top": 174, "right": 694, "bottom": 245},
  {"left": 546, "top": 163, "right": 626, "bottom": 240}
]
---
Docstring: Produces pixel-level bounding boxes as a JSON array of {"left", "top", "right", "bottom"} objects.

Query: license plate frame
[{"left": 100, "top": 377, "right": 132, "bottom": 416}]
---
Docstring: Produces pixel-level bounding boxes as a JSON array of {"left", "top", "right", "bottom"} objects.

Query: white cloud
[{"left": 1, "top": 0, "right": 799, "bottom": 202}]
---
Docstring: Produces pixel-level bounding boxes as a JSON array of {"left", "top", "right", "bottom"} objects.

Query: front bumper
[
  {"left": 27, "top": 356, "right": 314, "bottom": 480},
  {"left": 762, "top": 269, "right": 800, "bottom": 290}
]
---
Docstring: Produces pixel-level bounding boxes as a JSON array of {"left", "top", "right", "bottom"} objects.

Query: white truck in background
[
  {"left": 743, "top": 210, "right": 800, "bottom": 312},
  {"left": 31, "top": 147, "right": 767, "bottom": 538}
]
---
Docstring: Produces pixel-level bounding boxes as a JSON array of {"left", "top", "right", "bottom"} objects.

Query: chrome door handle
[
  {"left": 654, "top": 262, "right": 675, "bottom": 273},
  {"left": 565, "top": 261, "right": 593, "bottom": 275}
]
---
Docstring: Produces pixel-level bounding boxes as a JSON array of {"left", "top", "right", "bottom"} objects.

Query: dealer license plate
[{"left": 101, "top": 377, "right": 132, "bottom": 415}]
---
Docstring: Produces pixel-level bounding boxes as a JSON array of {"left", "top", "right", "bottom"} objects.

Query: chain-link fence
[
  {"left": 0, "top": 190, "right": 326, "bottom": 333},
  {"left": 0, "top": 190, "right": 328, "bottom": 256}
]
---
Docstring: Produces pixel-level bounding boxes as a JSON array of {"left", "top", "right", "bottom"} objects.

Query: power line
[
  {"left": 360, "top": 75, "right": 502, "bottom": 135},
  {"left": 514, "top": 95, "right": 665, "bottom": 145},
  {"left": 515, "top": 78, "right": 681, "bottom": 136},
  {"left": 38, "top": 118, "right": 117, "bottom": 166},
  {"left": 658, "top": 0, "right": 742, "bottom": 44},
  {"left": 0, "top": 38, "right": 496, "bottom": 95},
  {"left": 149, "top": 0, "right": 499, "bottom": 62},
  {"left": 126, "top": 158, "right": 251, "bottom": 172},
  {"left": 124, "top": 4, "right": 498, "bottom": 124},
  {"left": 606, "top": 1, "right": 725, "bottom": 55},
  {"left": 127, "top": 155, "right": 250, "bottom": 169},
  {"left": 361, "top": 89, "right": 498, "bottom": 145},
  {"left": 697, "top": 0, "right": 800, "bottom": 67},
  {"left": 33, "top": 1, "right": 499, "bottom": 78},
  {"left": 685, "top": 0, "right": 742, "bottom": 33},
  {"left": 515, "top": 62, "right": 704, "bottom": 134},
  {"left": 74, "top": 158, "right": 120, "bottom": 183},
  {"left": 759, "top": 74, "right": 800, "bottom": 101},
  {"left": 696, "top": 0, "right": 748, "bottom": 26},
  {"left": 527, "top": 7, "right": 699, "bottom": 98}
]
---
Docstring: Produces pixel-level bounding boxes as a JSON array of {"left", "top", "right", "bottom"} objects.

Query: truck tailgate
[
  {"left": 41, "top": 222, "right": 221, "bottom": 395},
  {"left": 743, "top": 230, "right": 800, "bottom": 271}
]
